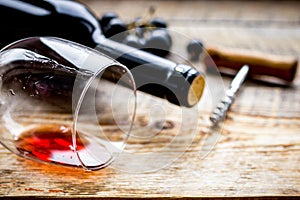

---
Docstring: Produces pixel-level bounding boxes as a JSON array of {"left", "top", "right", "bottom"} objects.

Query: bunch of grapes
[
  {"left": 99, "top": 8, "right": 172, "bottom": 58},
  {"left": 99, "top": 9, "right": 204, "bottom": 61}
]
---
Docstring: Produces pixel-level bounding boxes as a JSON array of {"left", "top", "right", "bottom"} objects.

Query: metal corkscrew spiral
[{"left": 209, "top": 65, "right": 249, "bottom": 126}]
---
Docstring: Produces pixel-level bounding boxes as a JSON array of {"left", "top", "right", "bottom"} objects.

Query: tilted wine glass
[{"left": 0, "top": 36, "right": 137, "bottom": 171}]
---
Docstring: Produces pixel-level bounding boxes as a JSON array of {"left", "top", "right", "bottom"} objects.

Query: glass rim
[{"left": 72, "top": 62, "right": 137, "bottom": 171}]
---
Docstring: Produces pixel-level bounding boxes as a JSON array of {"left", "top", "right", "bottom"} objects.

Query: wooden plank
[
  {"left": 1, "top": 0, "right": 300, "bottom": 198},
  {"left": 78, "top": 0, "right": 300, "bottom": 25}
]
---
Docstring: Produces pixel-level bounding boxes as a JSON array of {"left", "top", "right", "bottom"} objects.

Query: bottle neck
[{"left": 94, "top": 37, "right": 205, "bottom": 107}]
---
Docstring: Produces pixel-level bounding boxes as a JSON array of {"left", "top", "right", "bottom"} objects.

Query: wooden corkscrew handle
[{"left": 204, "top": 46, "right": 298, "bottom": 84}]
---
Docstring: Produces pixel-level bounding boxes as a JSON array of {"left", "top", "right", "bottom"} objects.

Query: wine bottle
[{"left": 0, "top": 0, "right": 205, "bottom": 107}]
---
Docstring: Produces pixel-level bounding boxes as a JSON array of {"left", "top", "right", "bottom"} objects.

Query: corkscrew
[{"left": 209, "top": 65, "right": 249, "bottom": 126}]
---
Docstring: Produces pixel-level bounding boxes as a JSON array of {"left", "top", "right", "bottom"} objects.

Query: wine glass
[{"left": 0, "top": 36, "right": 137, "bottom": 171}]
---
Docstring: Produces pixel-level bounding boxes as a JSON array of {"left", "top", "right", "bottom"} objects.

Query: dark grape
[
  {"left": 149, "top": 17, "right": 168, "bottom": 28},
  {"left": 100, "top": 12, "right": 118, "bottom": 28},
  {"left": 186, "top": 39, "right": 204, "bottom": 61},
  {"left": 144, "top": 29, "right": 172, "bottom": 57},
  {"left": 104, "top": 18, "right": 128, "bottom": 42},
  {"left": 123, "top": 34, "right": 144, "bottom": 49}
]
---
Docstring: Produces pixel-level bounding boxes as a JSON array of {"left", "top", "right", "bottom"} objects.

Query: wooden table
[{"left": 1, "top": 0, "right": 299, "bottom": 199}]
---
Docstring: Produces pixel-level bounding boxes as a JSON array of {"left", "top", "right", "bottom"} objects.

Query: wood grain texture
[{"left": 1, "top": 0, "right": 300, "bottom": 198}]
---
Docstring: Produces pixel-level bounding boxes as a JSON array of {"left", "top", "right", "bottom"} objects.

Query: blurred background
[{"left": 78, "top": 0, "right": 300, "bottom": 60}]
